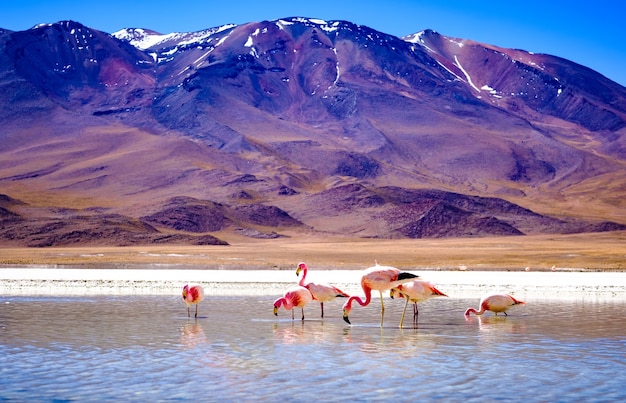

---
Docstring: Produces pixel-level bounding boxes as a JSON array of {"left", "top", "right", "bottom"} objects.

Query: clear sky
[{"left": 2, "top": 0, "right": 625, "bottom": 87}]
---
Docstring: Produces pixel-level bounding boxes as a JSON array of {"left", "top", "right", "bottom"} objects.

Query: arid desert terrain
[{"left": 2, "top": 231, "right": 625, "bottom": 271}]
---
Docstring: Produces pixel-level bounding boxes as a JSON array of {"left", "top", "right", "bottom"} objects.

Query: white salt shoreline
[{"left": 1, "top": 267, "right": 625, "bottom": 300}]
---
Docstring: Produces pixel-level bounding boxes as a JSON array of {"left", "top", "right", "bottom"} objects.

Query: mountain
[{"left": 0, "top": 18, "right": 625, "bottom": 246}]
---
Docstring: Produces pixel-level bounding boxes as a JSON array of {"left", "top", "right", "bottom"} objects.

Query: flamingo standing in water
[
  {"left": 296, "top": 262, "right": 350, "bottom": 318},
  {"left": 273, "top": 285, "right": 313, "bottom": 321},
  {"left": 182, "top": 284, "right": 204, "bottom": 318},
  {"left": 464, "top": 293, "right": 525, "bottom": 316},
  {"left": 342, "top": 264, "right": 418, "bottom": 326},
  {"left": 390, "top": 280, "right": 447, "bottom": 328}
]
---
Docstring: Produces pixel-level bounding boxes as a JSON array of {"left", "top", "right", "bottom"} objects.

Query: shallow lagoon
[{"left": 1, "top": 293, "right": 625, "bottom": 401}]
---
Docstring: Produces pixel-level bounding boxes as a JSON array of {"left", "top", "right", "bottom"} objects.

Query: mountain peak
[
  {"left": 403, "top": 28, "right": 439, "bottom": 42},
  {"left": 31, "top": 20, "right": 91, "bottom": 33}
]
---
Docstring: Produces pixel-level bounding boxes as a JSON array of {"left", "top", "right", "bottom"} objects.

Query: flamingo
[
  {"left": 390, "top": 280, "right": 447, "bottom": 328},
  {"left": 182, "top": 284, "right": 204, "bottom": 318},
  {"left": 342, "top": 264, "right": 418, "bottom": 326},
  {"left": 464, "top": 293, "right": 525, "bottom": 316},
  {"left": 296, "top": 262, "right": 350, "bottom": 318},
  {"left": 273, "top": 285, "right": 313, "bottom": 321}
]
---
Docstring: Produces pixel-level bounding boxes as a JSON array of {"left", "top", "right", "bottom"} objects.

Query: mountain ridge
[{"left": 0, "top": 18, "right": 625, "bottom": 246}]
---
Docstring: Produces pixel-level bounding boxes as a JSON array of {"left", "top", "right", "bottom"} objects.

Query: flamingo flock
[{"left": 181, "top": 262, "right": 526, "bottom": 326}]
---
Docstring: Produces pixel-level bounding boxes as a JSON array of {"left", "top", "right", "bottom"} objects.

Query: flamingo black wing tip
[{"left": 398, "top": 272, "right": 419, "bottom": 281}]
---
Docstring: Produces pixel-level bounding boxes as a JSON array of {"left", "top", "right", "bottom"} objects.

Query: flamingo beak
[
  {"left": 274, "top": 306, "right": 279, "bottom": 316},
  {"left": 342, "top": 308, "right": 351, "bottom": 324},
  {"left": 296, "top": 267, "right": 301, "bottom": 276}
]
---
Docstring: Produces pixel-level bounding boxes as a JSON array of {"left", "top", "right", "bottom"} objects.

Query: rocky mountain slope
[{"left": 0, "top": 18, "right": 625, "bottom": 246}]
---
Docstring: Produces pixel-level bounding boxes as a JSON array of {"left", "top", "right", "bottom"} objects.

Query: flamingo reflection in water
[{"left": 180, "top": 322, "right": 207, "bottom": 348}]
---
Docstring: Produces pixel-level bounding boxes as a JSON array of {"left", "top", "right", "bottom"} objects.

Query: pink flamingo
[
  {"left": 342, "top": 264, "right": 418, "bottom": 326},
  {"left": 296, "top": 262, "right": 350, "bottom": 318},
  {"left": 273, "top": 285, "right": 313, "bottom": 320},
  {"left": 182, "top": 284, "right": 205, "bottom": 318},
  {"left": 390, "top": 280, "right": 447, "bottom": 328},
  {"left": 464, "top": 293, "right": 525, "bottom": 316}
]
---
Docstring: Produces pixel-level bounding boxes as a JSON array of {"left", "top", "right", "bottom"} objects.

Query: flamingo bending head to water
[
  {"left": 296, "top": 262, "right": 350, "bottom": 318},
  {"left": 273, "top": 285, "right": 313, "bottom": 321},
  {"left": 464, "top": 293, "right": 525, "bottom": 317},
  {"left": 342, "top": 264, "right": 418, "bottom": 326},
  {"left": 182, "top": 284, "right": 205, "bottom": 318},
  {"left": 390, "top": 280, "right": 447, "bottom": 328}
]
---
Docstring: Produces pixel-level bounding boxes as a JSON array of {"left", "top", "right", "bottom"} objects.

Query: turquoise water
[{"left": 1, "top": 294, "right": 624, "bottom": 401}]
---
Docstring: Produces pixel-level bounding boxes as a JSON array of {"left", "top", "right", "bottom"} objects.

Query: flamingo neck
[
  {"left": 275, "top": 297, "right": 293, "bottom": 310},
  {"left": 298, "top": 265, "right": 308, "bottom": 287},
  {"left": 182, "top": 286, "right": 189, "bottom": 300},
  {"left": 464, "top": 307, "right": 485, "bottom": 316},
  {"left": 346, "top": 288, "right": 372, "bottom": 309}
]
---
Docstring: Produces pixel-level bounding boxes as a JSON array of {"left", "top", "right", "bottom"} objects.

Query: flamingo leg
[
  {"left": 301, "top": 308, "right": 305, "bottom": 321},
  {"left": 291, "top": 309, "right": 295, "bottom": 320},
  {"left": 320, "top": 302, "right": 324, "bottom": 318},
  {"left": 379, "top": 290, "right": 385, "bottom": 327},
  {"left": 413, "top": 303, "right": 418, "bottom": 327},
  {"left": 399, "top": 295, "right": 410, "bottom": 328},
  {"left": 187, "top": 305, "right": 190, "bottom": 318},
  {"left": 195, "top": 304, "right": 198, "bottom": 318}
]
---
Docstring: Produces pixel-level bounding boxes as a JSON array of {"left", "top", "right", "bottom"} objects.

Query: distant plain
[{"left": 2, "top": 231, "right": 625, "bottom": 271}]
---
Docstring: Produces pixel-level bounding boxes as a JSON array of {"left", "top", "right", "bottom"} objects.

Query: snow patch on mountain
[
  {"left": 113, "top": 24, "right": 236, "bottom": 50},
  {"left": 113, "top": 28, "right": 173, "bottom": 50},
  {"left": 403, "top": 31, "right": 439, "bottom": 55},
  {"left": 454, "top": 55, "right": 480, "bottom": 92},
  {"left": 277, "top": 17, "right": 341, "bottom": 33}
]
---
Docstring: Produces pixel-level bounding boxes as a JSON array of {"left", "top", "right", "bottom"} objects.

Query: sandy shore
[{"left": 1, "top": 266, "right": 625, "bottom": 300}]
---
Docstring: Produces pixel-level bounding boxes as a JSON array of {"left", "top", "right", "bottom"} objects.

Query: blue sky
[{"left": 3, "top": 0, "right": 625, "bottom": 87}]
